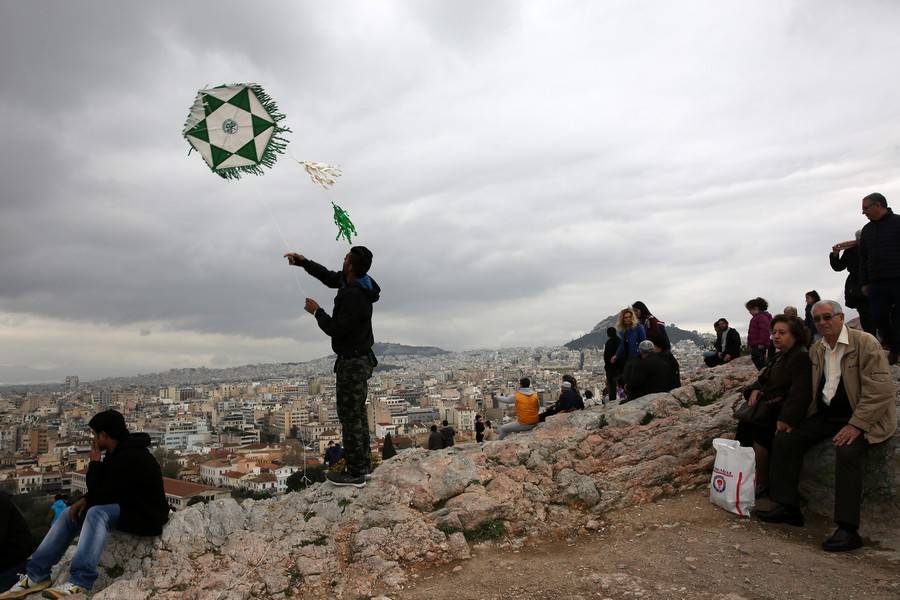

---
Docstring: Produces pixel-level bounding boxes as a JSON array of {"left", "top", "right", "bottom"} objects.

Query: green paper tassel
[{"left": 332, "top": 202, "right": 358, "bottom": 244}]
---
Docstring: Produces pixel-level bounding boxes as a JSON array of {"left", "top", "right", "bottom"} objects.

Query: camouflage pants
[{"left": 335, "top": 356, "right": 374, "bottom": 476}]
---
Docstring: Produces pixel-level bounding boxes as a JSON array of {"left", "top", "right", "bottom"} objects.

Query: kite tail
[{"left": 332, "top": 202, "right": 358, "bottom": 244}]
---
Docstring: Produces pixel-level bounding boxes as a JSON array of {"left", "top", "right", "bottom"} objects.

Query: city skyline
[{"left": 2, "top": 2, "right": 897, "bottom": 382}]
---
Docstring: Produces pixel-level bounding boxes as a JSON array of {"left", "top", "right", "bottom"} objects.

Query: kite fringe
[{"left": 248, "top": 83, "right": 291, "bottom": 174}]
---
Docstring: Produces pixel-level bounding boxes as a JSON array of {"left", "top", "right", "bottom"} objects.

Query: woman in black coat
[{"left": 736, "top": 315, "right": 812, "bottom": 495}]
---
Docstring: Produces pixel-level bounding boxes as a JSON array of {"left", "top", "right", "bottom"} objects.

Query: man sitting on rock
[
  {"left": 755, "top": 300, "right": 896, "bottom": 552},
  {"left": 704, "top": 318, "right": 742, "bottom": 367},
  {"left": 496, "top": 378, "right": 541, "bottom": 439},
  {"left": 625, "top": 340, "right": 678, "bottom": 401},
  {"left": 440, "top": 420, "right": 456, "bottom": 448},
  {"left": 539, "top": 376, "right": 584, "bottom": 421},
  {"left": 427, "top": 424, "right": 444, "bottom": 450},
  {"left": 1, "top": 410, "right": 169, "bottom": 599},
  {"left": 324, "top": 441, "right": 344, "bottom": 468}
]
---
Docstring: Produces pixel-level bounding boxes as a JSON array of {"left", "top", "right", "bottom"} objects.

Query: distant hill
[
  {"left": 565, "top": 315, "right": 703, "bottom": 350},
  {"left": 372, "top": 342, "right": 449, "bottom": 357},
  {"left": 0, "top": 342, "right": 451, "bottom": 390}
]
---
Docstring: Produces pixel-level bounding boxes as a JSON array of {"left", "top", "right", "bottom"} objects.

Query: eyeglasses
[
  {"left": 812, "top": 313, "right": 837, "bottom": 323},
  {"left": 862, "top": 203, "right": 876, "bottom": 213}
]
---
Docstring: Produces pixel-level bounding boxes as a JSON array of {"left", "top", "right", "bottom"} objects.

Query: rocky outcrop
[{"left": 54, "top": 358, "right": 898, "bottom": 599}]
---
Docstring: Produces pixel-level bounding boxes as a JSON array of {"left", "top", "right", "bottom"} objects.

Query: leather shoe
[
  {"left": 753, "top": 504, "right": 804, "bottom": 527},
  {"left": 822, "top": 527, "right": 863, "bottom": 552}
]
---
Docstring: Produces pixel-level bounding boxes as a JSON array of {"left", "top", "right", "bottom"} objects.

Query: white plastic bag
[{"left": 709, "top": 438, "right": 755, "bottom": 517}]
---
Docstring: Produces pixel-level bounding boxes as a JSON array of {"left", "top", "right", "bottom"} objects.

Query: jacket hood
[
  {"left": 117, "top": 432, "right": 152, "bottom": 450},
  {"left": 351, "top": 275, "right": 381, "bottom": 303},
  {"left": 517, "top": 387, "right": 536, "bottom": 395}
]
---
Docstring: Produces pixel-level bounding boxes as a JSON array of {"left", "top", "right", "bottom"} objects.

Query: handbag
[
  {"left": 734, "top": 393, "right": 784, "bottom": 425},
  {"left": 734, "top": 398, "right": 767, "bottom": 424}
]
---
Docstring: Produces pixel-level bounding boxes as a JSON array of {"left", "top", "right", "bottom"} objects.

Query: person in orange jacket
[{"left": 495, "top": 378, "right": 541, "bottom": 440}]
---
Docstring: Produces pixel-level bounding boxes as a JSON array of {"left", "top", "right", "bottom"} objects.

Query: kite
[
  {"left": 183, "top": 84, "right": 289, "bottom": 180},
  {"left": 182, "top": 83, "right": 358, "bottom": 243}
]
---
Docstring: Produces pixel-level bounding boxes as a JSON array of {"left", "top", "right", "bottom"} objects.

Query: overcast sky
[{"left": 2, "top": 1, "right": 899, "bottom": 383}]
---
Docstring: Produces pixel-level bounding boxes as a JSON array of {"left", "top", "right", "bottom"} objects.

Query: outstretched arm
[{"left": 284, "top": 252, "right": 343, "bottom": 288}]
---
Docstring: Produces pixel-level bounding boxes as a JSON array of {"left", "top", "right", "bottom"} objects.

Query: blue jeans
[{"left": 27, "top": 504, "right": 120, "bottom": 589}]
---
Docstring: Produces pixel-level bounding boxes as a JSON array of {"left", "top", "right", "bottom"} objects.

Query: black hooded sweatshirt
[
  {"left": 300, "top": 258, "right": 381, "bottom": 357},
  {"left": 85, "top": 432, "right": 169, "bottom": 536}
]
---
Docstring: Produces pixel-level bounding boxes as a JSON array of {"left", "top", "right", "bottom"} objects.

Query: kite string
[{"left": 258, "top": 194, "right": 311, "bottom": 300}]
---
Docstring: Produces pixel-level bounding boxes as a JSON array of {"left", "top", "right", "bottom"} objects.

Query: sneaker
[
  {"left": 42, "top": 582, "right": 87, "bottom": 598},
  {"left": 326, "top": 472, "right": 366, "bottom": 488},
  {"left": 0, "top": 575, "right": 51, "bottom": 599}
]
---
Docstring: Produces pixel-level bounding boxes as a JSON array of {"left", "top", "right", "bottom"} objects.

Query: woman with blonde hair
[{"left": 611, "top": 307, "right": 647, "bottom": 401}]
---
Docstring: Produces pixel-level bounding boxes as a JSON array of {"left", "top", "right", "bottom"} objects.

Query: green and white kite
[
  {"left": 182, "top": 83, "right": 359, "bottom": 243},
  {"left": 183, "top": 84, "right": 289, "bottom": 180}
]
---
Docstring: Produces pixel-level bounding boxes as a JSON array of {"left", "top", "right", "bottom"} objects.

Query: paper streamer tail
[{"left": 332, "top": 202, "right": 358, "bottom": 244}]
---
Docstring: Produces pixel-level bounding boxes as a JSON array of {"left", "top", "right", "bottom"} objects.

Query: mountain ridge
[{"left": 564, "top": 314, "right": 704, "bottom": 350}]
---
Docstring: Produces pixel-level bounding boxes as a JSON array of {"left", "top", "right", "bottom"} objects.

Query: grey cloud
[{"left": 1, "top": 2, "right": 899, "bottom": 381}]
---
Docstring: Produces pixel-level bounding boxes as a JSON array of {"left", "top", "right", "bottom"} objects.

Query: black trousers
[{"left": 770, "top": 412, "right": 868, "bottom": 528}]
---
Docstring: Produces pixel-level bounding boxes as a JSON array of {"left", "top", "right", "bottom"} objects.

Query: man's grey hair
[
  {"left": 638, "top": 340, "right": 656, "bottom": 354},
  {"left": 812, "top": 299, "right": 843, "bottom": 315}
]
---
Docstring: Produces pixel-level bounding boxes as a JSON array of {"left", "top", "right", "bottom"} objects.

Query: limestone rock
[{"left": 68, "top": 359, "right": 895, "bottom": 599}]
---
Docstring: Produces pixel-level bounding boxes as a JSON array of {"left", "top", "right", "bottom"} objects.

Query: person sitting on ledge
[
  {"left": 1, "top": 410, "right": 169, "bottom": 599},
  {"left": 427, "top": 424, "right": 444, "bottom": 450},
  {"left": 704, "top": 318, "right": 742, "bottom": 368},
  {"left": 496, "top": 378, "right": 540, "bottom": 439},
  {"left": 539, "top": 375, "right": 584, "bottom": 421},
  {"left": 440, "top": 420, "right": 456, "bottom": 448},
  {"left": 625, "top": 340, "right": 677, "bottom": 402},
  {"left": 755, "top": 300, "right": 896, "bottom": 552}
]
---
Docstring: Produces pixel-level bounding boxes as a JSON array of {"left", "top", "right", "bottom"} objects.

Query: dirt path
[{"left": 390, "top": 490, "right": 899, "bottom": 600}]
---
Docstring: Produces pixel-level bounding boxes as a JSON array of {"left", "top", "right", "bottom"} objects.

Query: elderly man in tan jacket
[{"left": 756, "top": 299, "right": 896, "bottom": 552}]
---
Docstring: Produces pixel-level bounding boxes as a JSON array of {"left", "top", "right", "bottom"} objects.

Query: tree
[
  {"left": 381, "top": 433, "right": 397, "bottom": 460},
  {"left": 152, "top": 448, "right": 181, "bottom": 479}
]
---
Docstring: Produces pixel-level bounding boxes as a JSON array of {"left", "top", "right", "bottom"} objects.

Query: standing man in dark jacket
[
  {"left": 2, "top": 410, "right": 168, "bottom": 599},
  {"left": 858, "top": 192, "right": 900, "bottom": 364},
  {"left": 603, "top": 327, "right": 621, "bottom": 403},
  {"left": 285, "top": 246, "right": 380, "bottom": 487},
  {"left": 830, "top": 233, "right": 876, "bottom": 336}
]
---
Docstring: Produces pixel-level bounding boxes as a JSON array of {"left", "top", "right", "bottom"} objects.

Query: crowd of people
[
  {"left": 601, "top": 302, "right": 682, "bottom": 403},
  {"left": 724, "top": 192, "right": 899, "bottom": 553}
]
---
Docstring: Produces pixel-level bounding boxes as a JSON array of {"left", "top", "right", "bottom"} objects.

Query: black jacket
[
  {"left": 603, "top": 337, "right": 620, "bottom": 370},
  {"left": 830, "top": 246, "right": 867, "bottom": 309},
  {"left": 659, "top": 351, "right": 682, "bottom": 390},
  {"left": 428, "top": 431, "right": 443, "bottom": 450},
  {"left": 627, "top": 353, "right": 677, "bottom": 400},
  {"left": 859, "top": 209, "right": 900, "bottom": 285},
  {"left": 85, "top": 433, "right": 169, "bottom": 536},
  {"left": 742, "top": 345, "right": 812, "bottom": 428},
  {"left": 715, "top": 328, "right": 742, "bottom": 359},
  {"left": 0, "top": 492, "right": 33, "bottom": 567},
  {"left": 300, "top": 259, "right": 381, "bottom": 356},
  {"left": 556, "top": 388, "right": 584, "bottom": 411},
  {"left": 440, "top": 426, "right": 456, "bottom": 448}
]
